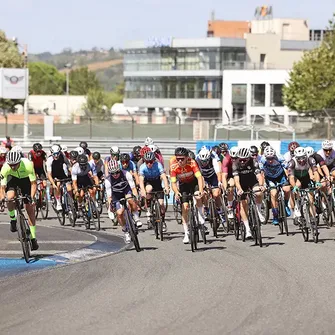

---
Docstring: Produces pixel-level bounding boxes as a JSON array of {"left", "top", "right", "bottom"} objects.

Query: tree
[
  {"left": 283, "top": 14, "right": 335, "bottom": 112},
  {"left": 28, "top": 62, "right": 65, "bottom": 95},
  {"left": 0, "top": 30, "right": 25, "bottom": 111},
  {"left": 69, "top": 67, "right": 101, "bottom": 95},
  {"left": 82, "top": 88, "right": 108, "bottom": 119}
]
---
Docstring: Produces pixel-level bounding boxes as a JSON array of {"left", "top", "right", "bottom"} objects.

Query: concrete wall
[{"left": 207, "top": 20, "right": 250, "bottom": 38}]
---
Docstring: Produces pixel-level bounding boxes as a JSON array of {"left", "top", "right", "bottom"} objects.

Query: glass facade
[
  {"left": 124, "top": 48, "right": 246, "bottom": 71},
  {"left": 270, "top": 84, "right": 284, "bottom": 106},
  {"left": 251, "top": 84, "right": 266, "bottom": 106},
  {"left": 232, "top": 84, "right": 247, "bottom": 104},
  {"left": 125, "top": 78, "right": 222, "bottom": 99}
]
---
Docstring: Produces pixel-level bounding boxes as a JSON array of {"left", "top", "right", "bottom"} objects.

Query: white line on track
[
  {"left": 4, "top": 240, "right": 94, "bottom": 245},
  {"left": 0, "top": 250, "right": 66, "bottom": 255}
]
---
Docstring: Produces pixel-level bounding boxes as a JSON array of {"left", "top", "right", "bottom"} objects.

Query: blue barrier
[{"left": 196, "top": 141, "right": 238, "bottom": 153}]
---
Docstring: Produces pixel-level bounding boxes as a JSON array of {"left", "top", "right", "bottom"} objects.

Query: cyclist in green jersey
[{"left": 0, "top": 151, "right": 39, "bottom": 250}]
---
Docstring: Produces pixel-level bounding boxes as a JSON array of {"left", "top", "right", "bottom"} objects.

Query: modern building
[{"left": 123, "top": 16, "right": 322, "bottom": 125}]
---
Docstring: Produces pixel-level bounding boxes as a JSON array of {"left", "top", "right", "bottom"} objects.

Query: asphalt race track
[{"left": 1, "top": 208, "right": 335, "bottom": 334}]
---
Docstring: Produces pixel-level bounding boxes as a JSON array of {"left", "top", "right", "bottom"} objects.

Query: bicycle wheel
[
  {"left": 261, "top": 195, "right": 269, "bottom": 224},
  {"left": 164, "top": 194, "right": 168, "bottom": 212},
  {"left": 189, "top": 208, "right": 197, "bottom": 252},
  {"left": 319, "top": 191, "right": 332, "bottom": 228},
  {"left": 209, "top": 200, "right": 218, "bottom": 238},
  {"left": 279, "top": 197, "right": 288, "bottom": 236},
  {"left": 67, "top": 195, "right": 77, "bottom": 227},
  {"left": 18, "top": 214, "right": 31, "bottom": 263},
  {"left": 220, "top": 194, "right": 230, "bottom": 233},
  {"left": 40, "top": 188, "right": 49, "bottom": 219},
  {"left": 155, "top": 201, "right": 163, "bottom": 241},
  {"left": 53, "top": 199, "right": 65, "bottom": 226},
  {"left": 173, "top": 195, "right": 182, "bottom": 225},
  {"left": 301, "top": 204, "right": 310, "bottom": 242},
  {"left": 35, "top": 189, "right": 41, "bottom": 219},
  {"left": 241, "top": 221, "right": 246, "bottom": 242},
  {"left": 234, "top": 217, "right": 240, "bottom": 240},
  {"left": 90, "top": 197, "right": 100, "bottom": 231},
  {"left": 125, "top": 209, "right": 141, "bottom": 252},
  {"left": 252, "top": 206, "right": 263, "bottom": 247}
]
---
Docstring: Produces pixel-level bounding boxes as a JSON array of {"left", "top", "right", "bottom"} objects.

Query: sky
[{"left": 1, "top": 0, "right": 334, "bottom": 54}]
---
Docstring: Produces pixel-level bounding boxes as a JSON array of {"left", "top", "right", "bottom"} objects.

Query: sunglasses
[
  {"left": 9, "top": 163, "right": 19, "bottom": 168},
  {"left": 251, "top": 153, "right": 258, "bottom": 157},
  {"left": 176, "top": 157, "right": 186, "bottom": 161},
  {"left": 146, "top": 160, "right": 155, "bottom": 164},
  {"left": 121, "top": 160, "right": 129, "bottom": 164},
  {"left": 324, "top": 149, "right": 332, "bottom": 153},
  {"left": 53, "top": 152, "right": 60, "bottom": 156},
  {"left": 239, "top": 159, "right": 248, "bottom": 164},
  {"left": 111, "top": 172, "right": 120, "bottom": 176},
  {"left": 266, "top": 157, "right": 274, "bottom": 161}
]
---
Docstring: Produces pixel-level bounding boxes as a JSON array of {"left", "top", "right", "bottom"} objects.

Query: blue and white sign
[{"left": 146, "top": 37, "right": 172, "bottom": 48}]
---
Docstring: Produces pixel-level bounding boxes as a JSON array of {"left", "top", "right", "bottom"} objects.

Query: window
[
  {"left": 251, "top": 84, "right": 265, "bottom": 106},
  {"left": 232, "top": 84, "right": 247, "bottom": 104},
  {"left": 271, "top": 84, "right": 284, "bottom": 106}
]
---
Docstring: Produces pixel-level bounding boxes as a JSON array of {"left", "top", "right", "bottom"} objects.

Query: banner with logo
[{"left": 0, "top": 68, "right": 29, "bottom": 99}]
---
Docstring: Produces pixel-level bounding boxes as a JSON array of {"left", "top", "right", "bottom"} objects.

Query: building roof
[{"left": 207, "top": 20, "right": 250, "bottom": 38}]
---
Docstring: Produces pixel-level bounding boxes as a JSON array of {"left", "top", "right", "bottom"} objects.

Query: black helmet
[
  {"left": 92, "top": 152, "right": 101, "bottom": 160},
  {"left": 250, "top": 145, "right": 259, "bottom": 155},
  {"left": 33, "top": 143, "right": 42, "bottom": 152},
  {"left": 212, "top": 146, "right": 221, "bottom": 156},
  {"left": 175, "top": 147, "right": 188, "bottom": 156},
  {"left": 132, "top": 145, "right": 141, "bottom": 155},
  {"left": 188, "top": 150, "right": 196, "bottom": 160},
  {"left": 70, "top": 150, "right": 79, "bottom": 160},
  {"left": 219, "top": 142, "right": 229, "bottom": 152},
  {"left": 260, "top": 141, "right": 270, "bottom": 150},
  {"left": 77, "top": 154, "right": 88, "bottom": 166},
  {"left": 120, "top": 153, "right": 130, "bottom": 162},
  {"left": 144, "top": 151, "right": 155, "bottom": 162},
  {"left": 79, "top": 141, "right": 88, "bottom": 150}
]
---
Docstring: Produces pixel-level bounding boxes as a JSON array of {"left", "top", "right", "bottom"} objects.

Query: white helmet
[
  {"left": 229, "top": 146, "right": 239, "bottom": 158},
  {"left": 264, "top": 146, "right": 276, "bottom": 158},
  {"left": 322, "top": 140, "right": 333, "bottom": 150},
  {"left": 6, "top": 151, "right": 21, "bottom": 165},
  {"left": 75, "top": 146, "right": 84, "bottom": 155},
  {"left": 148, "top": 144, "right": 158, "bottom": 153},
  {"left": 50, "top": 144, "right": 61, "bottom": 154},
  {"left": 294, "top": 147, "right": 306, "bottom": 158},
  {"left": 198, "top": 148, "right": 211, "bottom": 161},
  {"left": 0, "top": 147, "right": 7, "bottom": 154},
  {"left": 11, "top": 145, "right": 23, "bottom": 153},
  {"left": 110, "top": 146, "right": 120, "bottom": 155},
  {"left": 61, "top": 144, "right": 68, "bottom": 152},
  {"left": 144, "top": 137, "right": 154, "bottom": 146},
  {"left": 237, "top": 147, "right": 250, "bottom": 159},
  {"left": 305, "top": 146, "right": 314, "bottom": 157}
]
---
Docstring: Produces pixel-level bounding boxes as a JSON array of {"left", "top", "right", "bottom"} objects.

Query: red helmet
[
  {"left": 288, "top": 141, "right": 300, "bottom": 152},
  {"left": 140, "top": 146, "right": 151, "bottom": 158}
]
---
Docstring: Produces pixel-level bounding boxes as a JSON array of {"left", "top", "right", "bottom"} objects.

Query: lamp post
[{"left": 64, "top": 63, "right": 72, "bottom": 120}]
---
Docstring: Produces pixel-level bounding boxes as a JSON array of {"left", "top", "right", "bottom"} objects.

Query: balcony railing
[{"left": 125, "top": 90, "right": 222, "bottom": 99}]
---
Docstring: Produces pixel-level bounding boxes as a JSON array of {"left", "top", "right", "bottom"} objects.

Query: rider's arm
[
  {"left": 308, "top": 157, "right": 319, "bottom": 182},
  {"left": 160, "top": 172, "right": 169, "bottom": 191},
  {"left": 254, "top": 161, "right": 264, "bottom": 186},
  {"left": 232, "top": 162, "right": 242, "bottom": 191},
  {"left": 125, "top": 171, "right": 138, "bottom": 197},
  {"left": 287, "top": 160, "right": 296, "bottom": 187},
  {"left": 139, "top": 175, "right": 146, "bottom": 196},
  {"left": 26, "top": 160, "right": 37, "bottom": 198},
  {"left": 212, "top": 158, "right": 222, "bottom": 183},
  {"left": 0, "top": 165, "right": 8, "bottom": 199},
  {"left": 46, "top": 157, "right": 56, "bottom": 187}
]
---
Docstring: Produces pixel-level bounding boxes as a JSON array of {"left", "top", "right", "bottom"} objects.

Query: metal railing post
[{"left": 126, "top": 110, "right": 135, "bottom": 139}]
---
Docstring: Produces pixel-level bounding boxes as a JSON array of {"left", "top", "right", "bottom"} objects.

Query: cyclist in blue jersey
[
  {"left": 261, "top": 146, "right": 291, "bottom": 225},
  {"left": 119, "top": 153, "right": 140, "bottom": 186},
  {"left": 139, "top": 151, "right": 169, "bottom": 229},
  {"left": 250, "top": 145, "right": 262, "bottom": 162},
  {"left": 130, "top": 146, "right": 141, "bottom": 165}
]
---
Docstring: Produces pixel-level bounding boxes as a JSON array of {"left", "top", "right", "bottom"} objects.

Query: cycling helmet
[
  {"left": 108, "top": 160, "right": 121, "bottom": 174},
  {"left": 198, "top": 148, "right": 211, "bottom": 161},
  {"left": 175, "top": 147, "right": 188, "bottom": 157},
  {"left": 260, "top": 141, "right": 270, "bottom": 150},
  {"left": 110, "top": 146, "right": 120, "bottom": 155},
  {"left": 212, "top": 145, "right": 221, "bottom": 156},
  {"left": 140, "top": 146, "right": 151, "bottom": 158},
  {"left": 219, "top": 142, "right": 229, "bottom": 152},
  {"left": 74, "top": 146, "right": 84, "bottom": 155},
  {"left": 50, "top": 144, "right": 61, "bottom": 154},
  {"left": 132, "top": 145, "right": 141, "bottom": 155},
  {"left": 264, "top": 146, "right": 276, "bottom": 158},
  {"left": 70, "top": 150, "right": 79, "bottom": 160},
  {"left": 120, "top": 153, "right": 130, "bottom": 162},
  {"left": 294, "top": 147, "right": 307, "bottom": 158},
  {"left": 33, "top": 143, "right": 42, "bottom": 152},
  {"left": 144, "top": 137, "right": 154, "bottom": 146},
  {"left": 144, "top": 151, "right": 155, "bottom": 162},
  {"left": 188, "top": 150, "right": 196, "bottom": 160},
  {"left": 11, "top": 145, "right": 23, "bottom": 153},
  {"left": 288, "top": 141, "right": 300, "bottom": 152},
  {"left": 148, "top": 144, "right": 158, "bottom": 153},
  {"left": 92, "top": 152, "right": 101, "bottom": 160},
  {"left": 237, "top": 147, "right": 250, "bottom": 159},
  {"left": 79, "top": 141, "right": 88, "bottom": 150},
  {"left": 229, "top": 146, "right": 239, "bottom": 158},
  {"left": 61, "top": 144, "right": 67, "bottom": 152},
  {"left": 322, "top": 140, "right": 333, "bottom": 150},
  {"left": 305, "top": 147, "right": 314, "bottom": 157},
  {"left": 250, "top": 145, "right": 259, "bottom": 155},
  {"left": 6, "top": 151, "right": 21, "bottom": 165},
  {"left": 77, "top": 154, "right": 88, "bottom": 167}
]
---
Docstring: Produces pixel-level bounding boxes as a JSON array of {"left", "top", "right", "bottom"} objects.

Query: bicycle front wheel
[
  {"left": 40, "top": 188, "right": 49, "bottom": 219},
  {"left": 89, "top": 197, "right": 100, "bottom": 231},
  {"left": 18, "top": 214, "right": 31, "bottom": 263},
  {"left": 189, "top": 208, "right": 197, "bottom": 252},
  {"left": 252, "top": 206, "right": 263, "bottom": 247},
  {"left": 155, "top": 201, "right": 163, "bottom": 241},
  {"left": 126, "top": 209, "right": 141, "bottom": 252}
]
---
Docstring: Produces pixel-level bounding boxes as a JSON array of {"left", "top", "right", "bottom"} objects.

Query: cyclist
[
  {"left": 170, "top": 147, "right": 204, "bottom": 244},
  {"left": 139, "top": 151, "right": 169, "bottom": 230},
  {"left": 188, "top": 150, "right": 196, "bottom": 160},
  {"left": 284, "top": 141, "right": 300, "bottom": 166},
  {"left": 104, "top": 146, "right": 120, "bottom": 176},
  {"left": 28, "top": 143, "right": 47, "bottom": 181},
  {"left": 137, "top": 146, "right": 151, "bottom": 169},
  {"left": 72, "top": 154, "right": 99, "bottom": 214},
  {"left": 105, "top": 160, "right": 142, "bottom": 234},
  {"left": 144, "top": 137, "right": 154, "bottom": 147},
  {"left": 0, "top": 147, "right": 7, "bottom": 170},
  {"left": 90, "top": 152, "right": 104, "bottom": 180},
  {"left": 0, "top": 151, "right": 39, "bottom": 250},
  {"left": 250, "top": 145, "right": 262, "bottom": 162},
  {"left": 11, "top": 145, "right": 25, "bottom": 158},
  {"left": 261, "top": 146, "right": 291, "bottom": 225},
  {"left": 260, "top": 141, "right": 270, "bottom": 155},
  {"left": 219, "top": 143, "right": 229, "bottom": 162},
  {"left": 317, "top": 140, "right": 335, "bottom": 179},
  {"left": 130, "top": 146, "right": 142, "bottom": 165},
  {"left": 287, "top": 147, "right": 320, "bottom": 221},
  {"left": 233, "top": 147, "right": 265, "bottom": 238},
  {"left": 221, "top": 145, "right": 235, "bottom": 217},
  {"left": 148, "top": 144, "right": 164, "bottom": 167},
  {"left": 69, "top": 150, "right": 79, "bottom": 167},
  {"left": 79, "top": 141, "right": 91, "bottom": 157},
  {"left": 46, "top": 144, "right": 71, "bottom": 211},
  {"left": 119, "top": 153, "right": 140, "bottom": 186}
]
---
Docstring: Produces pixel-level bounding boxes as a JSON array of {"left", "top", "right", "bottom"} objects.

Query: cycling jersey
[
  {"left": 283, "top": 151, "right": 294, "bottom": 166},
  {"left": 0, "top": 158, "right": 36, "bottom": 186},
  {"left": 221, "top": 153, "right": 233, "bottom": 178},
  {"left": 139, "top": 161, "right": 164, "bottom": 180},
  {"left": 71, "top": 163, "right": 96, "bottom": 180},
  {"left": 129, "top": 152, "right": 141, "bottom": 165},
  {"left": 195, "top": 157, "right": 219, "bottom": 179},
  {"left": 89, "top": 159, "right": 104, "bottom": 174},
  {"left": 287, "top": 157, "right": 317, "bottom": 178},
  {"left": 46, "top": 154, "right": 69, "bottom": 179},
  {"left": 260, "top": 155, "right": 286, "bottom": 179},
  {"left": 317, "top": 149, "right": 335, "bottom": 169},
  {"left": 170, "top": 158, "right": 201, "bottom": 184},
  {"left": 105, "top": 170, "right": 135, "bottom": 196},
  {"left": 28, "top": 150, "right": 46, "bottom": 169},
  {"left": 311, "top": 153, "right": 325, "bottom": 166},
  {"left": 155, "top": 152, "right": 164, "bottom": 167},
  {"left": 119, "top": 160, "right": 137, "bottom": 173}
]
